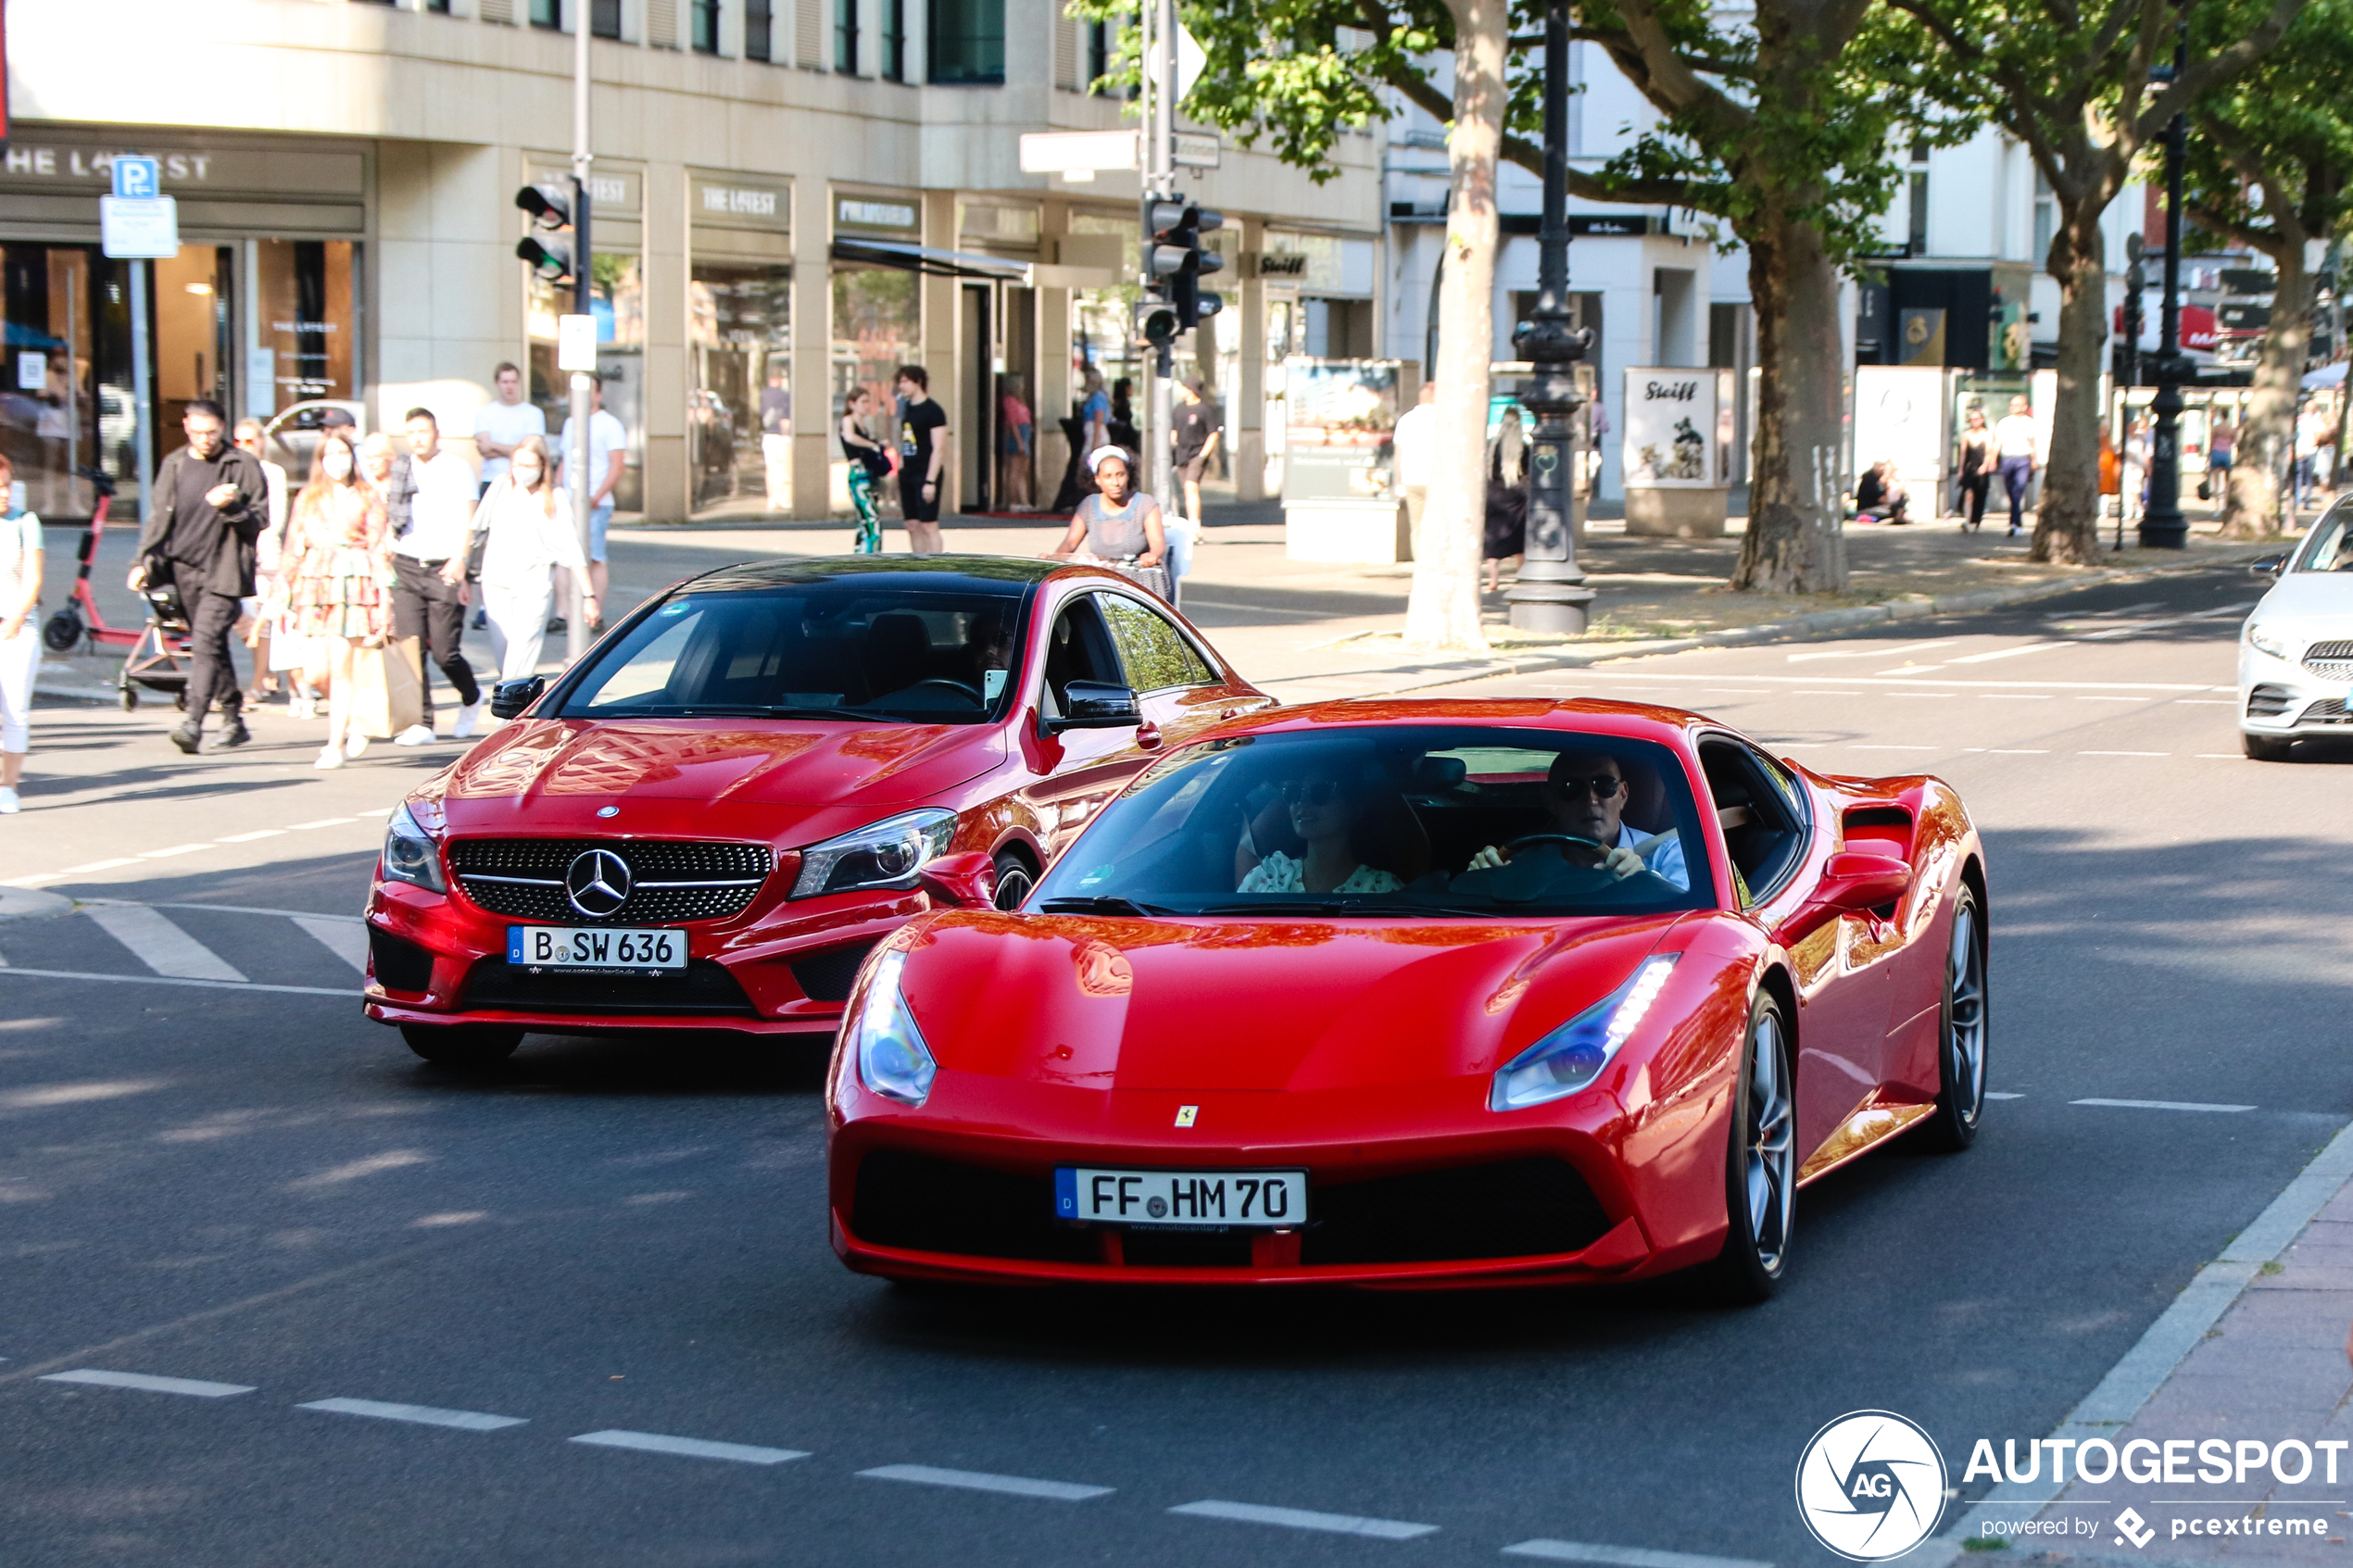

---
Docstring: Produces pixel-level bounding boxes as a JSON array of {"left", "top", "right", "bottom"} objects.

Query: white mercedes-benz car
[{"left": 2241, "top": 497, "right": 2353, "bottom": 760}]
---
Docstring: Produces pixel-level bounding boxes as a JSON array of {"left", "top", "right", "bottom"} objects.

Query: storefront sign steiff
[{"left": 100, "top": 156, "right": 180, "bottom": 260}]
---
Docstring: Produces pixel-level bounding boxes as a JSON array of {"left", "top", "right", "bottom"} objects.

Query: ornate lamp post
[
  {"left": 1505, "top": 0, "right": 1599, "bottom": 633},
  {"left": 2140, "top": 27, "right": 2192, "bottom": 548}
]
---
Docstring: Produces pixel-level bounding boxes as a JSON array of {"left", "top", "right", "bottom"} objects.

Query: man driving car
[{"left": 1456, "top": 750, "right": 1689, "bottom": 893}]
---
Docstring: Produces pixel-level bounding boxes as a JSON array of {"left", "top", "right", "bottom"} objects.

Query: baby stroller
[{"left": 118, "top": 567, "right": 197, "bottom": 713}]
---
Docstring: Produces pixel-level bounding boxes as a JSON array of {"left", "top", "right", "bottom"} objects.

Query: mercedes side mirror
[
  {"left": 917, "top": 850, "right": 1001, "bottom": 909},
  {"left": 2249, "top": 553, "right": 2287, "bottom": 578},
  {"left": 1045, "top": 681, "right": 1141, "bottom": 734},
  {"left": 489, "top": 675, "right": 547, "bottom": 721}
]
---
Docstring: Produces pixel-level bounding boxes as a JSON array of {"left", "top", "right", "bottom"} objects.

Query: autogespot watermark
[{"left": 1795, "top": 1411, "right": 1949, "bottom": 1561}]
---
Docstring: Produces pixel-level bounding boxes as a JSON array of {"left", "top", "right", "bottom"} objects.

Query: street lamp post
[
  {"left": 2140, "top": 28, "right": 2191, "bottom": 549},
  {"left": 1504, "top": 0, "right": 1598, "bottom": 633}
]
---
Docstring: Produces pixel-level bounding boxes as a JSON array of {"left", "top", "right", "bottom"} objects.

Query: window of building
[
  {"left": 746, "top": 0, "right": 774, "bottom": 58},
  {"left": 689, "top": 262, "right": 793, "bottom": 518},
  {"left": 882, "top": 0, "right": 906, "bottom": 79},
  {"left": 692, "top": 0, "right": 720, "bottom": 53},
  {"left": 929, "top": 0, "right": 1004, "bottom": 83},
  {"left": 1907, "top": 170, "right": 1929, "bottom": 255},
  {"left": 836, "top": 0, "right": 859, "bottom": 73},
  {"left": 423, "top": 0, "right": 452, "bottom": 10},
  {"left": 1086, "top": 20, "right": 1108, "bottom": 89},
  {"left": 592, "top": 0, "right": 623, "bottom": 36},
  {"left": 2032, "top": 167, "right": 2055, "bottom": 264},
  {"left": 531, "top": 0, "right": 561, "bottom": 28}
]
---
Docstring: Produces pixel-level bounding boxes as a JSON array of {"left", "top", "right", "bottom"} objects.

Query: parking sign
[{"left": 111, "top": 156, "right": 160, "bottom": 200}]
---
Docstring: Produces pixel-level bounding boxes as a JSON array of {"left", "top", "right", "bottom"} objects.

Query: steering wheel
[
  {"left": 1502, "top": 833, "right": 1610, "bottom": 863},
  {"left": 894, "top": 678, "right": 986, "bottom": 707}
]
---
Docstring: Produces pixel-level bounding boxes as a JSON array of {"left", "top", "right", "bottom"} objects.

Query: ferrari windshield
[
  {"left": 1027, "top": 726, "right": 1718, "bottom": 918},
  {"left": 560, "top": 584, "right": 1028, "bottom": 723}
]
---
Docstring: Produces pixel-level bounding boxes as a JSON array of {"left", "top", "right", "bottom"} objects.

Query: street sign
[
  {"left": 1019, "top": 131, "right": 1139, "bottom": 174},
  {"left": 1174, "top": 132, "right": 1221, "bottom": 169},
  {"left": 111, "top": 155, "right": 160, "bottom": 199},
  {"left": 100, "top": 195, "right": 179, "bottom": 260},
  {"left": 557, "top": 313, "right": 598, "bottom": 374}
]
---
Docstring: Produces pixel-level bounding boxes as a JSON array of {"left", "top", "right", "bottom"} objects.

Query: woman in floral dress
[{"left": 282, "top": 433, "right": 392, "bottom": 770}]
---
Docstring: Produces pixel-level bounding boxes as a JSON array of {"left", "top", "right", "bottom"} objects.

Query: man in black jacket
[{"left": 131, "top": 400, "right": 270, "bottom": 753}]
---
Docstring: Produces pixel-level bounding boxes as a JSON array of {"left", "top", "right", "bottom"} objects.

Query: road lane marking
[
  {"left": 286, "top": 818, "right": 357, "bottom": 831},
  {"left": 1987, "top": 748, "right": 2049, "bottom": 754},
  {"left": 58, "top": 858, "right": 141, "bottom": 873},
  {"left": 41, "top": 1369, "right": 254, "bottom": 1398},
  {"left": 297, "top": 1398, "right": 527, "bottom": 1431},
  {"left": 216, "top": 830, "right": 285, "bottom": 843},
  {"left": 1985, "top": 1092, "right": 2025, "bottom": 1100},
  {"left": 1944, "top": 641, "right": 2076, "bottom": 665},
  {"left": 1503, "top": 1541, "right": 1774, "bottom": 1568},
  {"left": 573, "top": 1429, "right": 809, "bottom": 1465},
  {"left": 1170, "top": 1499, "right": 1438, "bottom": 1538},
  {"left": 293, "top": 916, "right": 369, "bottom": 972},
  {"left": 82, "top": 904, "right": 245, "bottom": 982},
  {"left": 0, "top": 969, "right": 349, "bottom": 997},
  {"left": 2079, "top": 750, "right": 2170, "bottom": 757},
  {"left": 1851, "top": 745, "right": 1935, "bottom": 751},
  {"left": 2075, "top": 602, "right": 2259, "bottom": 640},
  {"left": 1787, "top": 638, "right": 1963, "bottom": 663},
  {"left": 861, "top": 1464, "right": 1112, "bottom": 1500},
  {"left": 2071, "top": 1098, "right": 2255, "bottom": 1113},
  {"left": 288, "top": 1152, "right": 431, "bottom": 1190},
  {"left": 2074, "top": 696, "right": 2145, "bottom": 703},
  {"left": 1793, "top": 690, "right": 1861, "bottom": 696},
  {"left": 139, "top": 901, "right": 364, "bottom": 922},
  {"left": 1980, "top": 694, "right": 2052, "bottom": 699},
  {"left": 140, "top": 844, "right": 213, "bottom": 859}
]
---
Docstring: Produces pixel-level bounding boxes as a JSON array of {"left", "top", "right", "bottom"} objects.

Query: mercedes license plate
[
  {"left": 507, "top": 925, "right": 686, "bottom": 972},
  {"left": 1054, "top": 1167, "right": 1307, "bottom": 1228}
]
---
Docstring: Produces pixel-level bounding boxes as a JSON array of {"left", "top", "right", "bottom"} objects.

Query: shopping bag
[
  {"left": 346, "top": 644, "right": 395, "bottom": 738},
  {"left": 385, "top": 635, "right": 425, "bottom": 734}
]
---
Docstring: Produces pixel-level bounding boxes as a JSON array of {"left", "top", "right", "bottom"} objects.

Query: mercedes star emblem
[{"left": 565, "top": 848, "right": 634, "bottom": 918}]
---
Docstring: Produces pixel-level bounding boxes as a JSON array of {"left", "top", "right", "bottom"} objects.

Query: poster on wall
[
  {"left": 1621, "top": 369, "right": 1722, "bottom": 488},
  {"left": 1853, "top": 366, "right": 1948, "bottom": 496},
  {"left": 1280, "top": 358, "right": 1403, "bottom": 504}
]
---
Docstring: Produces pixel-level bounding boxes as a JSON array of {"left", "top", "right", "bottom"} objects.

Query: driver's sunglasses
[
  {"left": 1284, "top": 778, "right": 1346, "bottom": 806},
  {"left": 1551, "top": 773, "right": 1626, "bottom": 800}
]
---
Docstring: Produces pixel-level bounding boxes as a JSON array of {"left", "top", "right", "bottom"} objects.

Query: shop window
[
  {"left": 529, "top": 251, "right": 645, "bottom": 513},
  {"left": 928, "top": 0, "right": 1003, "bottom": 83},
  {"left": 746, "top": 0, "right": 774, "bottom": 59},
  {"left": 831, "top": 263, "right": 920, "bottom": 510},
  {"left": 881, "top": 0, "right": 905, "bottom": 79},
  {"left": 593, "top": 0, "right": 623, "bottom": 37},
  {"left": 689, "top": 262, "right": 793, "bottom": 517},
  {"left": 254, "top": 240, "right": 359, "bottom": 416},
  {"left": 692, "top": 0, "right": 720, "bottom": 52},
  {"left": 0, "top": 245, "right": 127, "bottom": 521},
  {"left": 835, "top": 0, "right": 858, "bottom": 72},
  {"left": 155, "top": 246, "right": 235, "bottom": 446}
]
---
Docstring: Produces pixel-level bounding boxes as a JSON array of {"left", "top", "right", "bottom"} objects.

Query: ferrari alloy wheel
[
  {"left": 1921, "top": 887, "right": 1988, "bottom": 1151},
  {"left": 2241, "top": 731, "right": 2294, "bottom": 761},
  {"left": 1705, "top": 993, "right": 1795, "bottom": 1303},
  {"left": 399, "top": 1023, "right": 523, "bottom": 1068},
  {"left": 990, "top": 849, "right": 1036, "bottom": 911}
]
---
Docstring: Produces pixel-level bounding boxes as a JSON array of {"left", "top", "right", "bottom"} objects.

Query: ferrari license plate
[
  {"left": 506, "top": 925, "right": 686, "bottom": 971},
  {"left": 1054, "top": 1167, "right": 1307, "bottom": 1228}
]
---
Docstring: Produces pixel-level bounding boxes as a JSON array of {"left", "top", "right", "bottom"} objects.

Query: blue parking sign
[{"left": 111, "top": 157, "right": 160, "bottom": 200}]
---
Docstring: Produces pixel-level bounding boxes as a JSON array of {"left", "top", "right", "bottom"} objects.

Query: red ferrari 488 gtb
[
  {"left": 826, "top": 699, "right": 1989, "bottom": 1298},
  {"left": 362, "top": 558, "right": 1270, "bottom": 1065}
]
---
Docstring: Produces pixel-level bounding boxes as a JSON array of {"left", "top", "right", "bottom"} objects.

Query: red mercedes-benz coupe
[
  {"left": 826, "top": 699, "right": 1988, "bottom": 1298},
  {"left": 362, "top": 557, "right": 1272, "bottom": 1065}
]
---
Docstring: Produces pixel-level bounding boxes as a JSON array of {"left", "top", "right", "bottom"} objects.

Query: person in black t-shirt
[
  {"left": 1169, "top": 379, "right": 1224, "bottom": 525},
  {"left": 893, "top": 365, "right": 948, "bottom": 554}
]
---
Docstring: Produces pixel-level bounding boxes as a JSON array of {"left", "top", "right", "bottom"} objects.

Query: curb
[
  {"left": 1909, "top": 1116, "right": 2353, "bottom": 1566},
  {"left": 1261, "top": 549, "right": 2272, "bottom": 701}
]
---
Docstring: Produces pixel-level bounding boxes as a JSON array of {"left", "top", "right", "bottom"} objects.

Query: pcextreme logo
[{"left": 1794, "top": 1411, "right": 1948, "bottom": 1562}]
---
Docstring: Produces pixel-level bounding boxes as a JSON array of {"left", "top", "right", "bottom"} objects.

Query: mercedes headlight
[
  {"left": 380, "top": 804, "right": 447, "bottom": 894},
  {"left": 1491, "top": 955, "right": 1680, "bottom": 1111},
  {"left": 850, "top": 948, "right": 937, "bottom": 1107},
  {"left": 792, "top": 809, "right": 958, "bottom": 898},
  {"left": 2245, "top": 621, "right": 2291, "bottom": 659}
]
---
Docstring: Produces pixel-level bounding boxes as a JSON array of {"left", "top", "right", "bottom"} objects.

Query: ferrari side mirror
[
  {"left": 1779, "top": 851, "right": 1912, "bottom": 946},
  {"left": 490, "top": 675, "right": 547, "bottom": 721},
  {"left": 917, "top": 850, "right": 1001, "bottom": 909}
]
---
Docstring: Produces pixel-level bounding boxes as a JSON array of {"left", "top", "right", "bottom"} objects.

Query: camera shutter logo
[
  {"left": 565, "top": 848, "right": 634, "bottom": 919},
  {"left": 1794, "top": 1410, "right": 1946, "bottom": 1561}
]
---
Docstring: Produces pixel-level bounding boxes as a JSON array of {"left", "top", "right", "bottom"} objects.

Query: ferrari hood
[
  {"left": 900, "top": 913, "right": 1684, "bottom": 1094},
  {"left": 434, "top": 718, "right": 999, "bottom": 815}
]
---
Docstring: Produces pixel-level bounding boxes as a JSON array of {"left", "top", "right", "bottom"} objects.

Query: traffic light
[
  {"left": 515, "top": 182, "right": 576, "bottom": 286},
  {"left": 1140, "top": 194, "right": 1225, "bottom": 331},
  {"left": 1141, "top": 307, "right": 1180, "bottom": 352}
]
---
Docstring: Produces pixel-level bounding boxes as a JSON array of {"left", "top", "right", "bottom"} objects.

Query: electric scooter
[{"left": 40, "top": 469, "right": 139, "bottom": 655}]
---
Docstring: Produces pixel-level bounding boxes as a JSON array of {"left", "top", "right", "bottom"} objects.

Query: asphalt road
[{"left": 4, "top": 560, "right": 2347, "bottom": 1568}]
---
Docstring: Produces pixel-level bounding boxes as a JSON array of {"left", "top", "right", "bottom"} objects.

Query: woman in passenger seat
[{"left": 1237, "top": 768, "right": 1403, "bottom": 895}]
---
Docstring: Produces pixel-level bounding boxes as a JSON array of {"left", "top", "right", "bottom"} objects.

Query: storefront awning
[{"left": 830, "top": 238, "right": 1033, "bottom": 282}]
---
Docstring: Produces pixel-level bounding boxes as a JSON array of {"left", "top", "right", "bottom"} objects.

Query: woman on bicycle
[
  {"left": 839, "top": 387, "right": 893, "bottom": 552},
  {"left": 1043, "top": 446, "right": 1166, "bottom": 570}
]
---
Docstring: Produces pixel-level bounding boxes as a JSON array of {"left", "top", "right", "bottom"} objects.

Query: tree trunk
[
  {"left": 2223, "top": 246, "right": 2312, "bottom": 537},
  {"left": 1403, "top": 0, "right": 1507, "bottom": 653},
  {"left": 2033, "top": 208, "right": 2108, "bottom": 564},
  {"left": 1732, "top": 209, "right": 1848, "bottom": 593}
]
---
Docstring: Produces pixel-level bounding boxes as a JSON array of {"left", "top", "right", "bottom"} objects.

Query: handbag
[{"left": 346, "top": 643, "right": 395, "bottom": 738}]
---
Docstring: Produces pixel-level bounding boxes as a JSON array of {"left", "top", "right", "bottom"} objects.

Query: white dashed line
[
  {"left": 59, "top": 858, "right": 140, "bottom": 873},
  {"left": 41, "top": 1369, "right": 255, "bottom": 1398},
  {"left": 572, "top": 1429, "right": 809, "bottom": 1465},
  {"left": 2079, "top": 750, "right": 2169, "bottom": 758},
  {"left": 2075, "top": 696, "right": 2145, "bottom": 703},
  {"left": 1985, "top": 1092, "right": 2026, "bottom": 1100},
  {"left": 1793, "top": 690, "right": 1861, "bottom": 696},
  {"left": 1504, "top": 1540, "right": 1775, "bottom": 1568},
  {"left": 1944, "top": 641, "right": 2075, "bottom": 665},
  {"left": 286, "top": 818, "right": 357, "bottom": 831},
  {"left": 293, "top": 916, "right": 369, "bottom": 972},
  {"left": 297, "top": 1398, "right": 527, "bottom": 1431},
  {"left": 1170, "top": 1499, "right": 1439, "bottom": 1539},
  {"left": 1986, "top": 748, "right": 2048, "bottom": 754},
  {"left": 2071, "top": 1098, "right": 2255, "bottom": 1114},
  {"left": 1980, "top": 694, "right": 2052, "bottom": 700},
  {"left": 860, "top": 1464, "right": 1113, "bottom": 1500},
  {"left": 140, "top": 844, "right": 213, "bottom": 859},
  {"left": 81, "top": 904, "right": 246, "bottom": 982},
  {"left": 216, "top": 829, "right": 286, "bottom": 843}
]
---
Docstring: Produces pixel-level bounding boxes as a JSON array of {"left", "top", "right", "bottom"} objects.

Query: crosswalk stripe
[
  {"left": 82, "top": 904, "right": 246, "bottom": 982},
  {"left": 293, "top": 916, "right": 369, "bottom": 973},
  {"left": 0, "top": 968, "right": 348, "bottom": 997}
]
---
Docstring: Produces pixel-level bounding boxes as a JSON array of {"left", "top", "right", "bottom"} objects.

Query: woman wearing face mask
[
  {"left": 282, "top": 434, "right": 392, "bottom": 769},
  {"left": 459, "top": 433, "right": 591, "bottom": 689}
]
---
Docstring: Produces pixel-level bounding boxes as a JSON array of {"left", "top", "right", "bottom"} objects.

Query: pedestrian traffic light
[
  {"left": 1141, "top": 307, "right": 1180, "bottom": 351},
  {"left": 1140, "top": 195, "right": 1225, "bottom": 331},
  {"left": 515, "top": 182, "right": 576, "bottom": 286}
]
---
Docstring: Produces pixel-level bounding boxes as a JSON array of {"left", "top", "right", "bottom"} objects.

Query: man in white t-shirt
[
  {"left": 1994, "top": 395, "right": 2040, "bottom": 536},
  {"left": 1391, "top": 380, "right": 1437, "bottom": 552},
  {"left": 391, "top": 408, "right": 483, "bottom": 744},
  {"left": 472, "top": 362, "right": 546, "bottom": 496},
  {"left": 559, "top": 375, "right": 627, "bottom": 630}
]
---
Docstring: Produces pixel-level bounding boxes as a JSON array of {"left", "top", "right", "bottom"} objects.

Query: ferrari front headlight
[
  {"left": 850, "top": 948, "right": 937, "bottom": 1107},
  {"left": 1491, "top": 955, "right": 1680, "bottom": 1111},
  {"left": 2245, "top": 621, "right": 2291, "bottom": 659}
]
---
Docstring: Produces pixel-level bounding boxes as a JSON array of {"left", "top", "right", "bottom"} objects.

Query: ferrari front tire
[
  {"left": 2241, "top": 731, "right": 2294, "bottom": 761},
  {"left": 399, "top": 1023, "right": 522, "bottom": 1067},
  {"left": 1919, "top": 886, "right": 1988, "bottom": 1151},
  {"left": 1702, "top": 992, "right": 1795, "bottom": 1304}
]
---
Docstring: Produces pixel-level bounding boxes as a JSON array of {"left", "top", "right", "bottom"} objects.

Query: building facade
[{"left": 1, "top": 0, "right": 1380, "bottom": 522}]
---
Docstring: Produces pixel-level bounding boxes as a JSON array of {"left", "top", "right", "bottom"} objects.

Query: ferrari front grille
[
  {"left": 447, "top": 838, "right": 773, "bottom": 924},
  {"left": 2303, "top": 641, "right": 2353, "bottom": 682},
  {"left": 2246, "top": 683, "right": 2295, "bottom": 719},
  {"left": 851, "top": 1150, "right": 1098, "bottom": 1263},
  {"left": 1302, "top": 1158, "right": 1612, "bottom": 1265}
]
